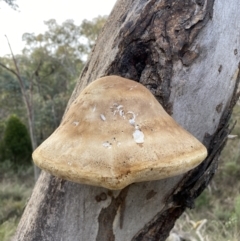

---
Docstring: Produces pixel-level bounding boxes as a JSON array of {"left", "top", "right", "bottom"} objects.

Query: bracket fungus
[{"left": 32, "top": 75, "right": 207, "bottom": 190}]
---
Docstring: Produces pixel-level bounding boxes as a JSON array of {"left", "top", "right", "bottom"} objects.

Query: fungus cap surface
[{"left": 32, "top": 75, "right": 207, "bottom": 189}]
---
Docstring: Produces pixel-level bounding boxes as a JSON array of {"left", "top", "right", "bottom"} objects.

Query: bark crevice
[{"left": 108, "top": 0, "right": 215, "bottom": 111}]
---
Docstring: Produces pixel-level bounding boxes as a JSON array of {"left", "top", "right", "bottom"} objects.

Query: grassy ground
[
  {"left": 0, "top": 161, "right": 34, "bottom": 241},
  {"left": 1, "top": 106, "right": 240, "bottom": 241}
]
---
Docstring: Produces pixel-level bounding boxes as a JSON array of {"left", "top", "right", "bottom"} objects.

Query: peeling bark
[{"left": 13, "top": 0, "right": 240, "bottom": 241}]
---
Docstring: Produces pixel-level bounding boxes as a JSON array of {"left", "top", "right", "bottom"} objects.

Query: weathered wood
[{"left": 13, "top": 0, "right": 240, "bottom": 240}]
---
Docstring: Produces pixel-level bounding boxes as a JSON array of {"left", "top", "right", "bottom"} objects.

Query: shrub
[
  {"left": 2, "top": 115, "right": 32, "bottom": 166},
  {"left": 0, "top": 141, "right": 6, "bottom": 163},
  {"left": 0, "top": 121, "right": 6, "bottom": 162}
]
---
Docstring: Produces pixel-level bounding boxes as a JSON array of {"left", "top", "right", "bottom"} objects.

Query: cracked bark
[{"left": 13, "top": 0, "right": 240, "bottom": 241}]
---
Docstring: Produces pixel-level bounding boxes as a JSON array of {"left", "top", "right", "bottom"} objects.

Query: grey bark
[{"left": 13, "top": 0, "right": 240, "bottom": 240}]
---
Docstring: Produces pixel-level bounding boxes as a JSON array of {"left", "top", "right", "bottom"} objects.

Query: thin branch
[
  {"left": 42, "top": 65, "right": 56, "bottom": 79},
  {"left": 29, "top": 61, "right": 42, "bottom": 105},
  {"left": 5, "top": 35, "right": 21, "bottom": 76},
  {"left": 5, "top": 35, "right": 31, "bottom": 105},
  {"left": 0, "top": 62, "right": 18, "bottom": 77},
  {"left": 4, "top": 35, "right": 29, "bottom": 97},
  {"left": 30, "top": 61, "right": 42, "bottom": 81}
]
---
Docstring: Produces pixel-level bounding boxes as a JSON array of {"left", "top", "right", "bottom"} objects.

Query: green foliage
[
  {"left": 0, "top": 65, "right": 24, "bottom": 119},
  {"left": 0, "top": 121, "right": 6, "bottom": 162},
  {"left": 0, "top": 16, "right": 107, "bottom": 145},
  {"left": 195, "top": 189, "right": 212, "bottom": 209},
  {"left": 234, "top": 195, "right": 240, "bottom": 217},
  {"left": 80, "top": 16, "right": 107, "bottom": 52},
  {"left": 22, "top": 16, "right": 107, "bottom": 58},
  {"left": 0, "top": 218, "right": 18, "bottom": 241},
  {"left": 234, "top": 195, "right": 240, "bottom": 229},
  {"left": 2, "top": 115, "right": 32, "bottom": 165}
]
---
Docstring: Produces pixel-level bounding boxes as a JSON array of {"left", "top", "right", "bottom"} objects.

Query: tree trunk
[
  {"left": 13, "top": 0, "right": 240, "bottom": 240},
  {"left": 25, "top": 97, "right": 40, "bottom": 180}
]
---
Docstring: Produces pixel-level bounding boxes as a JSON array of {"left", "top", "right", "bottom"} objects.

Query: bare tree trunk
[
  {"left": 0, "top": 37, "right": 41, "bottom": 181},
  {"left": 25, "top": 99, "right": 40, "bottom": 180},
  {"left": 13, "top": 0, "right": 240, "bottom": 240}
]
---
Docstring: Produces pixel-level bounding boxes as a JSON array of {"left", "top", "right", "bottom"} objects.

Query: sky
[{"left": 0, "top": 0, "right": 117, "bottom": 56}]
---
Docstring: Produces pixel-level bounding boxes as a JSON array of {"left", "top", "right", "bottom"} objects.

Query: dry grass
[{"left": 0, "top": 161, "right": 34, "bottom": 241}]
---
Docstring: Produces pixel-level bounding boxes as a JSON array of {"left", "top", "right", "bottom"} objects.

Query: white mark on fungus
[
  {"left": 129, "top": 85, "right": 138, "bottom": 90},
  {"left": 110, "top": 104, "right": 143, "bottom": 143},
  {"left": 111, "top": 104, "right": 127, "bottom": 119},
  {"left": 117, "top": 105, "right": 123, "bottom": 110},
  {"left": 127, "top": 111, "right": 136, "bottom": 126},
  {"left": 73, "top": 121, "right": 79, "bottom": 126},
  {"left": 117, "top": 105, "right": 125, "bottom": 118},
  {"left": 92, "top": 105, "right": 96, "bottom": 112},
  {"left": 119, "top": 109, "right": 125, "bottom": 117},
  {"left": 133, "top": 129, "right": 144, "bottom": 144},
  {"left": 103, "top": 141, "right": 112, "bottom": 148},
  {"left": 100, "top": 114, "right": 106, "bottom": 121}
]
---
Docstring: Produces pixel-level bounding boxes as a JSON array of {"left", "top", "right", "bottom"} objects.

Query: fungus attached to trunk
[{"left": 32, "top": 75, "right": 207, "bottom": 190}]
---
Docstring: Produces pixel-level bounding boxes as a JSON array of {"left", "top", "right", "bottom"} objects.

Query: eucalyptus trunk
[{"left": 13, "top": 0, "right": 240, "bottom": 240}]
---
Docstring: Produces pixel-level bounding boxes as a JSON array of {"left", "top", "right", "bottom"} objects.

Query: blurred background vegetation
[{"left": 1, "top": 1, "right": 240, "bottom": 241}]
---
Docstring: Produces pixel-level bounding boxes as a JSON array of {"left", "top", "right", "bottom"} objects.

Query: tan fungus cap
[{"left": 32, "top": 75, "right": 207, "bottom": 190}]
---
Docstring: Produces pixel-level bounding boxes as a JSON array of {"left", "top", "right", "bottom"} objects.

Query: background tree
[
  {"left": 80, "top": 16, "right": 108, "bottom": 53},
  {"left": 2, "top": 115, "right": 32, "bottom": 166},
  {"left": 13, "top": 1, "right": 240, "bottom": 240},
  {"left": 0, "top": 16, "right": 107, "bottom": 176},
  {"left": 0, "top": 39, "right": 40, "bottom": 179},
  {"left": 0, "top": 66, "right": 24, "bottom": 119}
]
